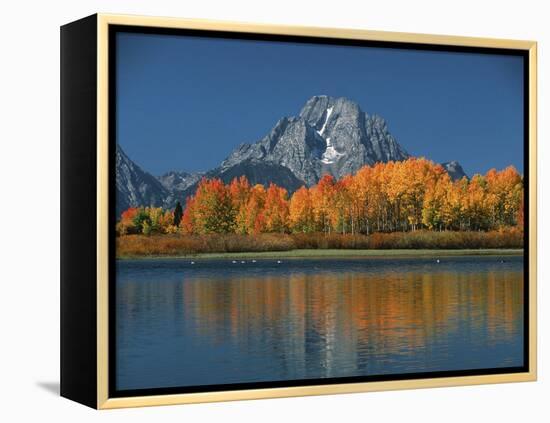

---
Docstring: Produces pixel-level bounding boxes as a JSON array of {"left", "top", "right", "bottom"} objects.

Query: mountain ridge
[{"left": 115, "top": 145, "right": 169, "bottom": 215}]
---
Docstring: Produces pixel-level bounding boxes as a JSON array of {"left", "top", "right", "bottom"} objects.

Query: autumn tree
[
  {"left": 516, "top": 194, "right": 524, "bottom": 230},
  {"left": 485, "top": 166, "right": 523, "bottom": 228},
  {"left": 116, "top": 207, "right": 139, "bottom": 235},
  {"left": 331, "top": 176, "right": 356, "bottom": 234},
  {"left": 229, "top": 176, "right": 252, "bottom": 234},
  {"left": 243, "top": 184, "right": 267, "bottom": 234},
  {"left": 117, "top": 158, "right": 524, "bottom": 238},
  {"left": 311, "top": 174, "right": 336, "bottom": 233},
  {"left": 353, "top": 165, "right": 375, "bottom": 234},
  {"left": 185, "top": 178, "right": 236, "bottom": 234},
  {"left": 263, "top": 183, "right": 290, "bottom": 233},
  {"left": 465, "top": 174, "right": 490, "bottom": 231},
  {"left": 422, "top": 171, "right": 455, "bottom": 231},
  {"left": 180, "top": 196, "right": 196, "bottom": 234},
  {"left": 132, "top": 208, "right": 152, "bottom": 234},
  {"left": 289, "top": 186, "right": 314, "bottom": 233}
]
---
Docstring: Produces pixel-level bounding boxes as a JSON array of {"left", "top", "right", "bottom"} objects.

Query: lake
[{"left": 115, "top": 255, "right": 524, "bottom": 391}]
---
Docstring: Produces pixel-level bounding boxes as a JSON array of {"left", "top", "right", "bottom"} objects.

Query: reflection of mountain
[{"left": 116, "top": 96, "right": 469, "bottom": 213}]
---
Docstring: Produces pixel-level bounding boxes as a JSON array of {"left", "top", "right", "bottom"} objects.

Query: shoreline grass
[
  {"left": 117, "top": 248, "right": 523, "bottom": 260},
  {"left": 116, "top": 231, "right": 523, "bottom": 259}
]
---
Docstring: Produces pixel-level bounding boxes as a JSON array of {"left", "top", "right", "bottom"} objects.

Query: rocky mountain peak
[
  {"left": 442, "top": 161, "right": 468, "bottom": 181},
  {"left": 299, "top": 95, "right": 361, "bottom": 129},
  {"left": 219, "top": 95, "right": 410, "bottom": 187}
]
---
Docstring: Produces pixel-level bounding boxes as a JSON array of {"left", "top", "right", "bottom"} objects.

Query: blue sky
[{"left": 116, "top": 32, "right": 524, "bottom": 177}]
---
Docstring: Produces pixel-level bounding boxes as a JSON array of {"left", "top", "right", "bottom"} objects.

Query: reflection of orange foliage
[{"left": 177, "top": 267, "right": 523, "bottom": 361}]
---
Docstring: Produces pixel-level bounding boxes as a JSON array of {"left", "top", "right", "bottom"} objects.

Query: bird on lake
[
  {"left": 277, "top": 260, "right": 282, "bottom": 264},
  {"left": 232, "top": 260, "right": 237, "bottom": 264},
  {"left": 252, "top": 260, "right": 257, "bottom": 263},
  {"left": 190, "top": 261, "right": 195, "bottom": 265},
  {"left": 436, "top": 259, "right": 440, "bottom": 263}
]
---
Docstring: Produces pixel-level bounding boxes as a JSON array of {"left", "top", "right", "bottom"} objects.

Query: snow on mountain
[{"left": 441, "top": 160, "right": 468, "bottom": 181}]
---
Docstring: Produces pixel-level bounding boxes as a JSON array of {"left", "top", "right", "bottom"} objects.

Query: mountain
[
  {"left": 442, "top": 161, "right": 468, "bottom": 181},
  {"left": 173, "top": 159, "right": 305, "bottom": 207},
  {"left": 158, "top": 170, "right": 203, "bottom": 192},
  {"left": 221, "top": 95, "right": 409, "bottom": 186},
  {"left": 214, "top": 159, "right": 304, "bottom": 191},
  {"left": 115, "top": 145, "right": 169, "bottom": 216},
  {"left": 115, "top": 95, "right": 468, "bottom": 212}
]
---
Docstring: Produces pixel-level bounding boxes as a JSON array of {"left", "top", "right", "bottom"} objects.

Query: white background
[{"left": 0, "top": 0, "right": 546, "bottom": 421}]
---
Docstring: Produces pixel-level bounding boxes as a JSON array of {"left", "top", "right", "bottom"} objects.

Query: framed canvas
[{"left": 60, "top": 13, "right": 537, "bottom": 409}]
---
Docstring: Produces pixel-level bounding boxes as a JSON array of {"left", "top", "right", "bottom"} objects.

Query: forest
[{"left": 116, "top": 158, "right": 524, "bottom": 256}]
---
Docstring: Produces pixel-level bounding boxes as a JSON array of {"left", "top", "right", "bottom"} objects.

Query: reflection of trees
[{"left": 171, "top": 268, "right": 523, "bottom": 377}]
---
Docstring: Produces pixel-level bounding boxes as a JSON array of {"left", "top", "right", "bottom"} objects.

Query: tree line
[{"left": 116, "top": 157, "right": 524, "bottom": 236}]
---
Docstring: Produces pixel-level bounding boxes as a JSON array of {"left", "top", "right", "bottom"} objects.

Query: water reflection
[{"left": 116, "top": 257, "right": 524, "bottom": 390}]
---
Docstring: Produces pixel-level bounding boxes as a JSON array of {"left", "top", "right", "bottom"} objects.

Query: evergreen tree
[{"left": 173, "top": 201, "right": 183, "bottom": 227}]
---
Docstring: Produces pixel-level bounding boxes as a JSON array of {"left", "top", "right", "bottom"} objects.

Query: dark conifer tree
[{"left": 173, "top": 201, "right": 183, "bottom": 227}]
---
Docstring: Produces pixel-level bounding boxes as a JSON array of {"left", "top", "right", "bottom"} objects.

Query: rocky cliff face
[
  {"left": 221, "top": 116, "right": 326, "bottom": 186},
  {"left": 157, "top": 170, "right": 204, "bottom": 208},
  {"left": 115, "top": 145, "right": 169, "bottom": 216},
  {"left": 158, "top": 170, "right": 203, "bottom": 193}
]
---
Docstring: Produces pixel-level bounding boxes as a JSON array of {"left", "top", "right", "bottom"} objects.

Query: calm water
[{"left": 115, "top": 255, "right": 524, "bottom": 391}]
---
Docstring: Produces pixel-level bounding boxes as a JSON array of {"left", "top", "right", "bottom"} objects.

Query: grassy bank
[
  {"left": 118, "top": 248, "right": 523, "bottom": 260},
  {"left": 116, "top": 230, "right": 523, "bottom": 258}
]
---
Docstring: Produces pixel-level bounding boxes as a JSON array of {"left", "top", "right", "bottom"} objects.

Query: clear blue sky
[{"left": 116, "top": 31, "right": 524, "bottom": 177}]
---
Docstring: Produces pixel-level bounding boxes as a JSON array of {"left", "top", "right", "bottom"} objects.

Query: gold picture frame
[{"left": 60, "top": 13, "right": 537, "bottom": 409}]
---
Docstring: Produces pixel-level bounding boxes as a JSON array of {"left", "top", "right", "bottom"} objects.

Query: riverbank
[
  {"left": 117, "top": 248, "right": 523, "bottom": 260},
  {"left": 116, "top": 230, "right": 523, "bottom": 258}
]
